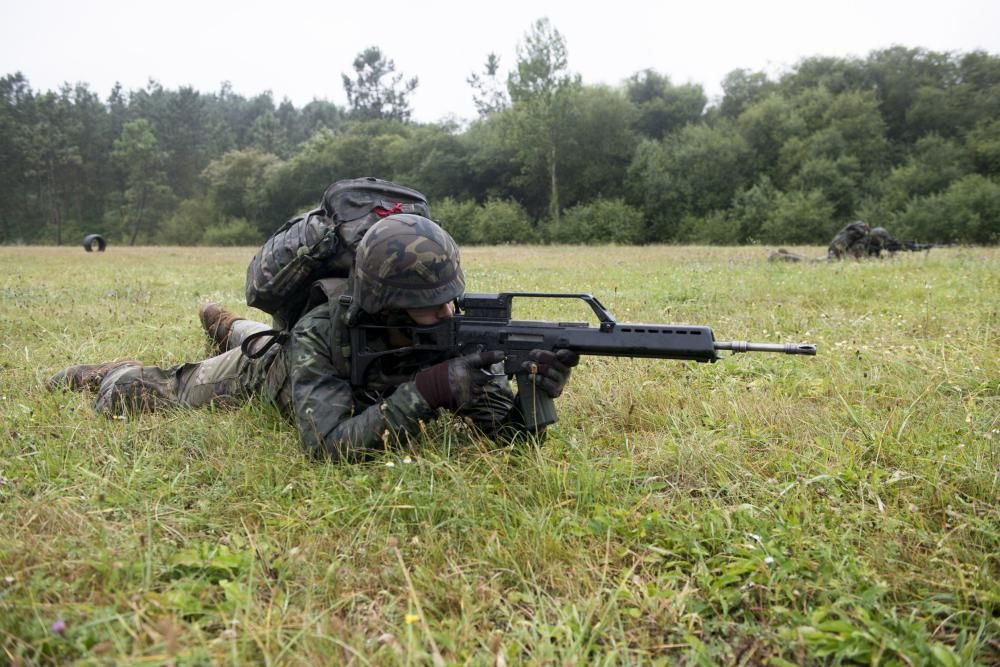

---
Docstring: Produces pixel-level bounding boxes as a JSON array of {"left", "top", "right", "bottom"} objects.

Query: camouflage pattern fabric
[
  {"left": 289, "top": 298, "right": 522, "bottom": 462},
  {"left": 867, "top": 227, "right": 900, "bottom": 257},
  {"left": 246, "top": 178, "right": 430, "bottom": 329},
  {"left": 352, "top": 214, "right": 465, "bottom": 314},
  {"left": 844, "top": 237, "right": 869, "bottom": 259},
  {"left": 768, "top": 248, "right": 820, "bottom": 263},
  {"left": 68, "top": 302, "right": 523, "bottom": 462},
  {"left": 828, "top": 221, "right": 871, "bottom": 260},
  {"left": 90, "top": 320, "right": 289, "bottom": 416}
]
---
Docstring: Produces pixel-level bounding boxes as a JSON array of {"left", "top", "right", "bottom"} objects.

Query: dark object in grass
[{"left": 83, "top": 234, "right": 107, "bottom": 252}]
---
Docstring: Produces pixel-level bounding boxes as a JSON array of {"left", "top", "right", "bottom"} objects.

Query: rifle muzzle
[{"left": 715, "top": 341, "right": 817, "bottom": 355}]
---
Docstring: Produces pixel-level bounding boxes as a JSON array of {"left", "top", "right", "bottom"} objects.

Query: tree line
[{"left": 2, "top": 19, "right": 998, "bottom": 247}]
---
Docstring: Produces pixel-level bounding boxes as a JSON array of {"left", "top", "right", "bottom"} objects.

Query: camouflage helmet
[{"left": 352, "top": 214, "right": 465, "bottom": 314}]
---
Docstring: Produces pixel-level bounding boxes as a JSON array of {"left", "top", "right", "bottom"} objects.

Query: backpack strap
[
  {"left": 307, "top": 277, "right": 353, "bottom": 378},
  {"left": 241, "top": 276, "right": 351, "bottom": 363},
  {"left": 241, "top": 329, "right": 290, "bottom": 359},
  {"left": 304, "top": 277, "right": 350, "bottom": 320}
]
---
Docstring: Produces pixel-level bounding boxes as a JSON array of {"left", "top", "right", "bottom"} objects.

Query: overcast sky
[{"left": 2, "top": 0, "right": 998, "bottom": 123}]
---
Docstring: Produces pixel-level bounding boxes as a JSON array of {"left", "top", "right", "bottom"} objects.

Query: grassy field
[{"left": 1, "top": 245, "right": 998, "bottom": 666}]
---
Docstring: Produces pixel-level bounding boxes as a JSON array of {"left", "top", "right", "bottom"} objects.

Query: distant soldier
[
  {"left": 827, "top": 221, "right": 871, "bottom": 260},
  {"left": 867, "top": 226, "right": 902, "bottom": 258}
]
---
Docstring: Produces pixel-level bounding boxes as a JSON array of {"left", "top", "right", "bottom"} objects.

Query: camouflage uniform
[
  {"left": 89, "top": 319, "right": 289, "bottom": 415},
  {"left": 287, "top": 290, "right": 521, "bottom": 461},
  {"left": 867, "top": 227, "right": 901, "bottom": 258},
  {"left": 827, "top": 221, "right": 871, "bottom": 260},
  {"left": 768, "top": 248, "right": 820, "bottom": 263},
  {"left": 54, "top": 214, "right": 530, "bottom": 462},
  {"left": 291, "top": 214, "right": 527, "bottom": 460}
]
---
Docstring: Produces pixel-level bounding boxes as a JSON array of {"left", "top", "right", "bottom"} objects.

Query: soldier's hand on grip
[
  {"left": 415, "top": 350, "right": 506, "bottom": 410},
  {"left": 523, "top": 349, "right": 579, "bottom": 398}
]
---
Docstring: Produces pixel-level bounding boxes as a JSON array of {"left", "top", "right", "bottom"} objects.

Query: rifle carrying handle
[{"left": 515, "top": 371, "right": 558, "bottom": 432}]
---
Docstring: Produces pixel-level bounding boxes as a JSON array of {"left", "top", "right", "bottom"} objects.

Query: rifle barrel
[{"left": 715, "top": 341, "right": 817, "bottom": 356}]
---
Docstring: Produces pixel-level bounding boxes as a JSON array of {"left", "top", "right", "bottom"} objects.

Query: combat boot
[
  {"left": 198, "top": 302, "right": 245, "bottom": 353},
  {"left": 48, "top": 360, "right": 142, "bottom": 392}
]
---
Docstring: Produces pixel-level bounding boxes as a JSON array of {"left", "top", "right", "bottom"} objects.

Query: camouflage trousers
[
  {"left": 93, "top": 320, "right": 290, "bottom": 416},
  {"left": 828, "top": 239, "right": 868, "bottom": 260}
]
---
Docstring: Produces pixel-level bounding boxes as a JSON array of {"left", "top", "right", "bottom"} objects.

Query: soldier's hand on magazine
[{"left": 522, "top": 348, "right": 580, "bottom": 398}]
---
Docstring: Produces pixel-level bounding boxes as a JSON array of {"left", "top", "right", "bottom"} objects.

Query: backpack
[{"left": 245, "top": 177, "right": 430, "bottom": 329}]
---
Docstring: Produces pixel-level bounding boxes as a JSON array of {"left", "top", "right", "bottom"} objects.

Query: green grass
[{"left": 1, "top": 245, "right": 998, "bottom": 665}]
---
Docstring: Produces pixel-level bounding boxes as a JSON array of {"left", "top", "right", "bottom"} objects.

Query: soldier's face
[{"left": 406, "top": 301, "right": 455, "bottom": 325}]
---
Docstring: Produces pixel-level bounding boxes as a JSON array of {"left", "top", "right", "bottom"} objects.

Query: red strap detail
[{"left": 373, "top": 202, "right": 404, "bottom": 217}]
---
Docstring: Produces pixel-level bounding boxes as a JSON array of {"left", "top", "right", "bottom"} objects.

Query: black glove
[
  {"left": 522, "top": 349, "right": 580, "bottom": 398},
  {"left": 414, "top": 350, "right": 506, "bottom": 410}
]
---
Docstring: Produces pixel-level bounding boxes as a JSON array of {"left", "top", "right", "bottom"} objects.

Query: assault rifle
[
  {"left": 347, "top": 292, "right": 816, "bottom": 431},
  {"left": 885, "top": 238, "right": 935, "bottom": 253},
  {"left": 903, "top": 240, "right": 935, "bottom": 252}
]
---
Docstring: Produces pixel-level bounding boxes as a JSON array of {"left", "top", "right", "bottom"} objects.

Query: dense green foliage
[
  {"left": 2, "top": 23, "right": 999, "bottom": 246},
  {"left": 2, "top": 245, "right": 997, "bottom": 663}
]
